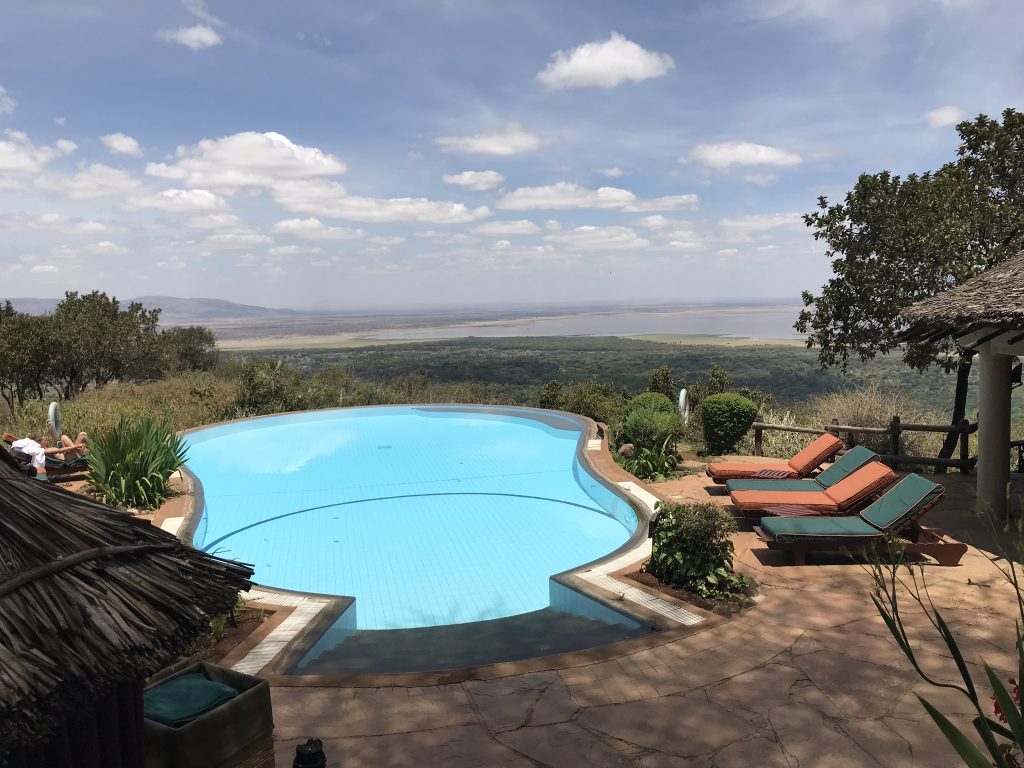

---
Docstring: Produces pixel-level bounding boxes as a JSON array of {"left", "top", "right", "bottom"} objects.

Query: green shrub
[
  {"left": 647, "top": 365, "right": 681, "bottom": 402},
  {"left": 555, "top": 379, "right": 625, "bottom": 425},
  {"left": 701, "top": 393, "right": 758, "bottom": 455},
  {"left": 646, "top": 501, "right": 750, "bottom": 599},
  {"left": 87, "top": 416, "right": 187, "bottom": 510},
  {"left": 618, "top": 407, "right": 682, "bottom": 453},
  {"left": 620, "top": 445, "right": 678, "bottom": 481},
  {"left": 626, "top": 391, "right": 676, "bottom": 415}
]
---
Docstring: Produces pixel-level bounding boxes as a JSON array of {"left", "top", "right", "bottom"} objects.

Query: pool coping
[{"left": 176, "top": 405, "right": 716, "bottom": 684}]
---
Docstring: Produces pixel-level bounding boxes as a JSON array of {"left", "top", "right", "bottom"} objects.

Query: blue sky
[{"left": 1, "top": 0, "right": 1021, "bottom": 309}]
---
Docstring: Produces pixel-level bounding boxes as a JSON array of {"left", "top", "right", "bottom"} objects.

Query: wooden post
[
  {"left": 959, "top": 419, "right": 970, "bottom": 473},
  {"left": 754, "top": 414, "right": 763, "bottom": 457},
  {"left": 889, "top": 416, "right": 901, "bottom": 466},
  {"left": 829, "top": 419, "right": 839, "bottom": 438}
]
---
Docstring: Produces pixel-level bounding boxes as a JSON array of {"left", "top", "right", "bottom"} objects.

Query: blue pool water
[{"left": 185, "top": 406, "right": 639, "bottom": 631}]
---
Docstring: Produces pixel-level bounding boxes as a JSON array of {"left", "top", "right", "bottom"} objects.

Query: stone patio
[{"left": 265, "top": 460, "right": 1022, "bottom": 767}]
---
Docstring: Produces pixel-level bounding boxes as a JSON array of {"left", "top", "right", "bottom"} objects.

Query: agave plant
[{"left": 86, "top": 416, "right": 187, "bottom": 510}]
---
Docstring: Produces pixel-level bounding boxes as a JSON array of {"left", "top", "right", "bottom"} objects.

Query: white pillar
[{"left": 977, "top": 348, "right": 1012, "bottom": 518}]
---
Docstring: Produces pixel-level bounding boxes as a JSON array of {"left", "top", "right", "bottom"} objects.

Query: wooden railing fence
[{"left": 751, "top": 415, "right": 978, "bottom": 472}]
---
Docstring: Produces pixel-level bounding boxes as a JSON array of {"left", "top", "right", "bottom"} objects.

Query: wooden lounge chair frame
[{"left": 754, "top": 490, "right": 967, "bottom": 566}]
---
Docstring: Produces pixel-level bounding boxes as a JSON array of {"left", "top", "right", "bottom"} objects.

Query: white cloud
[
  {"left": 272, "top": 217, "right": 367, "bottom": 240},
  {"left": 491, "top": 240, "right": 512, "bottom": 250},
  {"left": 0, "top": 86, "right": 15, "bottom": 114},
  {"left": 537, "top": 32, "right": 674, "bottom": 90},
  {"left": 435, "top": 122, "right": 547, "bottom": 156},
  {"left": 0, "top": 130, "right": 76, "bottom": 172},
  {"left": 88, "top": 240, "right": 129, "bottom": 256},
  {"left": 926, "top": 105, "right": 966, "bottom": 128},
  {"left": 498, "top": 182, "right": 635, "bottom": 210},
  {"left": 30, "top": 264, "right": 58, "bottom": 273},
  {"left": 38, "top": 163, "right": 146, "bottom": 199},
  {"left": 205, "top": 231, "right": 273, "bottom": 248},
  {"left": 157, "top": 24, "right": 222, "bottom": 50},
  {"left": 187, "top": 212, "right": 242, "bottom": 229},
  {"left": 717, "top": 248, "right": 739, "bottom": 256},
  {"left": 471, "top": 219, "right": 540, "bottom": 236},
  {"left": 743, "top": 173, "right": 778, "bottom": 186},
  {"left": 442, "top": 170, "right": 506, "bottom": 191},
  {"left": 182, "top": 0, "right": 224, "bottom": 27},
  {"left": 595, "top": 167, "right": 623, "bottom": 177},
  {"left": 545, "top": 219, "right": 561, "bottom": 230},
  {"left": 691, "top": 141, "right": 802, "bottom": 169},
  {"left": 637, "top": 215, "right": 670, "bottom": 230},
  {"left": 54, "top": 117, "right": 66, "bottom": 127},
  {"left": 415, "top": 230, "right": 479, "bottom": 246},
  {"left": 0, "top": 213, "right": 107, "bottom": 234},
  {"left": 272, "top": 178, "right": 491, "bottom": 223},
  {"left": 125, "top": 188, "right": 228, "bottom": 213},
  {"left": 497, "top": 181, "right": 698, "bottom": 212},
  {"left": 101, "top": 133, "right": 143, "bottom": 157},
  {"left": 147, "top": 131, "right": 346, "bottom": 190},
  {"left": 547, "top": 225, "right": 651, "bottom": 251},
  {"left": 720, "top": 212, "right": 803, "bottom": 240}
]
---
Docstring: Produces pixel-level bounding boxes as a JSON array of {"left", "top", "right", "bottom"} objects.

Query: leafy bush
[
  {"left": 232, "top": 357, "right": 306, "bottom": 416},
  {"left": 620, "top": 444, "right": 678, "bottom": 481},
  {"left": 532, "top": 379, "right": 625, "bottom": 424},
  {"left": 87, "top": 416, "right": 187, "bottom": 510},
  {"left": 646, "top": 501, "right": 750, "bottom": 599},
  {"left": 626, "top": 391, "right": 676, "bottom": 415},
  {"left": 647, "top": 365, "right": 681, "bottom": 402},
  {"left": 618, "top": 407, "right": 682, "bottom": 453},
  {"left": 701, "top": 393, "right": 758, "bottom": 455}
]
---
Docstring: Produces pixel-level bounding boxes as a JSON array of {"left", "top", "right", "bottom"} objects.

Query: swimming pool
[{"left": 184, "top": 405, "right": 643, "bottom": 636}]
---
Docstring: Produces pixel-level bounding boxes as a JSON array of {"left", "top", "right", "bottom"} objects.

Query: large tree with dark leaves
[{"left": 797, "top": 108, "right": 1024, "bottom": 459}]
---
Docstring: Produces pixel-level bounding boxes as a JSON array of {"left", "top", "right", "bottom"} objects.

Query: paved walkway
[{"left": 267, "top": 464, "right": 1020, "bottom": 767}]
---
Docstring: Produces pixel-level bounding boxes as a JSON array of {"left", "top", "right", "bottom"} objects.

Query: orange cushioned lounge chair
[
  {"left": 729, "top": 461, "right": 897, "bottom": 517},
  {"left": 705, "top": 433, "right": 843, "bottom": 484}
]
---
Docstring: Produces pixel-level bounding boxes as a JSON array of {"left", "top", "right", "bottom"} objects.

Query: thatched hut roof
[
  {"left": 903, "top": 251, "right": 1024, "bottom": 343},
  {"left": 0, "top": 448, "right": 253, "bottom": 751}
]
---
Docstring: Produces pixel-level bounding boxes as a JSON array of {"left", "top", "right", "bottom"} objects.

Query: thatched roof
[
  {"left": 0, "top": 448, "right": 253, "bottom": 751},
  {"left": 903, "top": 251, "right": 1024, "bottom": 343}
]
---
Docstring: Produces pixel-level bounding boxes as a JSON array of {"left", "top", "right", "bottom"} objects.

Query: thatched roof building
[
  {"left": 0, "top": 447, "right": 253, "bottom": 762},
  {"left": 902, "top": 250, "right": 1024, "bottom": 345}
]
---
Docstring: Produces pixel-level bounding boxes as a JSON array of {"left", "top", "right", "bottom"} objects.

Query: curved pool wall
[{"left": 184, "top": 405, "right": 648, "bottom": 644}]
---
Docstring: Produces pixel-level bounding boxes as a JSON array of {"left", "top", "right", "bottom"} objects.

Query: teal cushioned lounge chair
[
  {"left": 754, "top": 473, "right": 966, "bottom": 566},
  {"left": 724, "top": 445, "right": 878, "bottom": 495}
]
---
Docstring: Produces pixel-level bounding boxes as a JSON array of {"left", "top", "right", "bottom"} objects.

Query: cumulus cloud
[
  {"left": 101, "top": 133, "right": 143, "bottom": 157},
  {"left": 0, "top": 130, "right": 76, "bottom": 173},
  {"left": 272, "top": 178, "right": 491, "bottom": 223},
  {"left": 147, "top": 131, "right": 346, "bottom": 190},
  {"left": 187, "top": 213, "right": 242, "bottom": 229},
  {"left": 88, "top": 240, "right": 129, "bottom": 256},
  {"left": 497, "top": 181, "right": 698, "bottom": 212},
  {"left": 125, "top": 188, "right": 228, "bottom": 213},
  {"left": 272, "top": 217, "right": 367, "bottom": 240},
  {"left": 157, "top": 24, "right": 222, "bottom": 50},
  {"left": 537, "top": 32, "right": 674, "bottom": 90},
  {"left": 0, "top": 213, "right": 107, "bottom": 234},
  {"left": 720, "top": 212, "right": 803, "bottom": 240},
  {"left": 546, "top": 225, "right": 651, "bottom": 251},
  {"left": 0, "top": 86, "right": 15, "bottom": 114},
  {"left": 471, "top": 219, "right": 541, "bottom": 236},
  {"left": 691, "top": 141, "right": 802, "bottom": 169},
  {"left": 435, "top": 122, "right": 547, "bottom": 156},
  {"left": 37, "top": 163, "right": 146, "bottom": 199},
  {"left": 30, "top": 264, "right": 58, "bottom": 273},
  {"left": 595, "top": 167, "right": 623, "bottom": 177},
  {"left": 926, "top": 105, "right": 966, "bottom": 128},
  {"left": 442, "top": 170, "right": 506, "bottom": 191}
]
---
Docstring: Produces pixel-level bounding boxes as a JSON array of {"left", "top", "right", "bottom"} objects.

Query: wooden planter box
[{"left": 144, "top": 661, "right": 274, "bottom": 768}]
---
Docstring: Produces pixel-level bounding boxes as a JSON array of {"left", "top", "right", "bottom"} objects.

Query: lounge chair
[
  {"left": 754, "top": 474, "right": 967, "bottom": 566},
  {"left": 724, "top": 445, "right": 878, "bottom": 495},
  {"left": 729, "top": 461, "right": 897, "bottom": 517},
  {"left": 3, "top": 433, "right": 88, "bottom": 475},
  {"left": 705, "top": 433, "right": 843, "bottom": 484}
]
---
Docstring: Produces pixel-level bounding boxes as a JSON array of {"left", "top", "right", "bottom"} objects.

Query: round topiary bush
[
  {"left": 626, "top": 391, "right": 676, "bottom": 415},
  {"left": 701, "top": 392, "right": 758, "bottom": 455},
  {"left": 618, "top": 407, "right": 682, "bottom": 453}
]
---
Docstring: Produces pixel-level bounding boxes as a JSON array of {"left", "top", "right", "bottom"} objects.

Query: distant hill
[{"left": 3, "top": 295, "right": 302, "bottom": 326}]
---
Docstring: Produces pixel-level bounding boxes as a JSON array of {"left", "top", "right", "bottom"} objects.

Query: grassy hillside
[{"left": 232, "top": 336, "right": 985, "bottom": 421}]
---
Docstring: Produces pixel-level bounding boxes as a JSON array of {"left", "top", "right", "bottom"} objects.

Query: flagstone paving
[{"left": 267, "top": 465, "right": 1020, "bottom": 767}]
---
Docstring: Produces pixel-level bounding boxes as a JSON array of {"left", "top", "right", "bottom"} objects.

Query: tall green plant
[
  {"left": 871, "top": 543, "right": 1024, "bottom": 767},
  {"left": 87, "top": 417, "right": 186, "bottom": 510},
  {"left": 646, "top": 501, "right": 750, "bottom": 599},
  {"left": 701, "top": 393, "right": 758, "bottom": 454}
]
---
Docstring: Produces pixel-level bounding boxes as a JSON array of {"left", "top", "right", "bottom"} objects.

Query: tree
[
  {"left": 797, "top": 108, "right": 1024, "bottom": 459},
  {"left": 161, "top": 326, "right": 219, "bottom": 373},
  {"left": 647, "top": 365, "right": 680, "bottom": 402}
]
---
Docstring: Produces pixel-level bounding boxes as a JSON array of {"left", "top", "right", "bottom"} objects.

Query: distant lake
[{"left": 366, "top": 305, "right": 805, "bottom": 341}]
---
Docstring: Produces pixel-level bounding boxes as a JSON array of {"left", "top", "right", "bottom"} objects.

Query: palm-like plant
[{"left": 86, "top": 416, "right": 187, "bottom": 510}]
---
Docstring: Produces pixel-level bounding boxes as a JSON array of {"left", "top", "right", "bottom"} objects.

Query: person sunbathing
[{"left": 3, "top": 431, "right": 88, "bottom": 476}]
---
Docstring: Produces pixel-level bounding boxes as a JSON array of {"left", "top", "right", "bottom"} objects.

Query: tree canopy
[
  {"left": 0, "top": 292, "right": 219, "bottom": 410},
  {"left": 796, "top": 108, "right": 1024, "bottom": 372}
]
